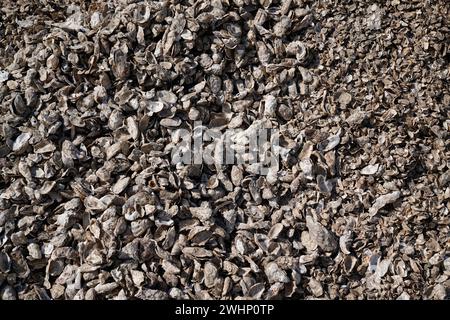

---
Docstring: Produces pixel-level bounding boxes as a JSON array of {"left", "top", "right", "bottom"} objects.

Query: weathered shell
[
  {"left": 308, "top": 278, "right": 323, "bottom": 297},
  {"left": 84, "top": 196, "right": 108, "bottom": 213},
  {"left": 277, "top": 104, "right": 293, "bottom": 121},
  {"left": 0, "top": 285, "right": 17, "bottom": 300},
  {"left": 361, "top": 164, "right": 380, "bottom": 175},
  {"left": 369, "top": 191, "right": 401, "bottom": 216},
  {"left": 301, "top": 231, "right": 318, "bottom": 252},
  {"left": 306, "top": 215, "right": 337, "bottom": 252},
  {"left": 337, "top": 91, "right": 352, "bottom": 107},
  {"left": 0, "top": 70, "right": 9, "bottom": 83},
  {"left": 111, "top": 176, "right": 130, "bottom": 195},
  {"left": 268, "top": 223, "right": 283, "bottom": 239},
  {"left": 230, "top": 165, "right": 243, "bottom": 186},
  {"left": 182, "top": 247, "right": 213, "bottom": 259},
  {"left": 126, "top": 117, "right": 139, "bottom": 140},
  {"left": 157, "top": 90, "right": 177, "bottom": 105},
  {"left": 189, "top": 203, "right": 213, "bottom": 222},
  {"left": 0, "top": 0, "right": 447, "bottom": 301},
  {"left": 264, "top": 95, "right": 277, "bottom": 117},
  {"left": 147, "top": 101, "right": 164, "bottom": 114},
  {"left": 264, "top": 262, "right": 289, "bottom": 284},
  {"left": 12, "top": 132, "right": 31, "bottom": 152},
  {"left": 204, "top": 262, "right": 218, "bottom": 288},
  {"left": 160, "top": 118, "right": 181, "bottom": 127}
]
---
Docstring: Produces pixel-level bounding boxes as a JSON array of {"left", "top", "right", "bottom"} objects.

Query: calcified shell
[
  {"left": 160, "top": 118, "right": 181, "bottom": 127},
  {"left": 308, "top": 278, "right": 323, "bottom": 297},
  {"left": 264, "top": 95, "right": 277, "bottom": 117},
  {"left": 264, "top": 262, "right": 289, "bottom": 284},
  {"left": 338, "top": 91, "right": 352, "bottom": 107},
  {"left": 0, "top": 70, "right": 9, "bottom": 83},
  {"left": 157, "top": 90, "right": 177, "bottom": 105},
  {"left": 0, "top": 0, "right": 447, "bottom": 302},
  {"left": 12, "top": 132, "right": 31, "bottom": 152},
  {"left": 147, "top": 101, "right": 164, "bottom": 114},
  {"left": 361, "top": 164, "right": 380, "bottom": 175},
  {"left": 306, "top": 215, "right": 337, "bottom": 252},
  {"left": 84, "top": 196, "right": 107, "bottom": 213},
  {"left": 369, "top": 191, "right": 401, "bottom": 216},
  {"left": 112, "top": 176, "right": 130, "bottom": 195}
]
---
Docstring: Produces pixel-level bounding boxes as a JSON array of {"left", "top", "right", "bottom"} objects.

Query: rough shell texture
[{"left": 0, "top": 0, "right": 449, "bottom": 300}]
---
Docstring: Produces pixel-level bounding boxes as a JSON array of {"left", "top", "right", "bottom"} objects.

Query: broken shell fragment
[
  {"left": 12, "top": 132, "right": 31, "bottom": 152},
  {"left": 369, "top": 191, "right": 401, "bottom": 216},
  {"left": 361, "top": 164, "right": 380, "bottom": 175},
  {"left": 264, "top": 262, "right": 289, "bottom": 284},
  {"left": 0, "top": 0, "right": 447, "bottom": 302}
]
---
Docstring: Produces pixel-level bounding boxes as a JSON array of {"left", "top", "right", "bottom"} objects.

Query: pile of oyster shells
[{"left": 0, "top": 0, "right": 448, "bottom": 300}]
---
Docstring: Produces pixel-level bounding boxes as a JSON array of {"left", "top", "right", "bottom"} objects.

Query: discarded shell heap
[{"left": 0, "top": 0, "right": 449, "bottom": 300}]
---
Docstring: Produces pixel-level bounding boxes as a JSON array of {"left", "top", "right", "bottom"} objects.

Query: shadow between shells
[{"left": 0, "top": 0, "right": 449, "bottom": 300}]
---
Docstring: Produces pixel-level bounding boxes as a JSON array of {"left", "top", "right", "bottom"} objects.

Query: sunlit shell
[{"left": 0, "top": 0, "right": 446, "bottom": 301}]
